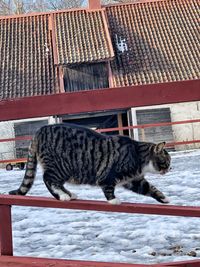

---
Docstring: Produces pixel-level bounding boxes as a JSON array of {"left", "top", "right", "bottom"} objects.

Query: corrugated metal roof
[
  {"left": 0, "top": 14, "right": 58, "bottom": 100},
  {"left": 106, "top": 0, "right": 200, "bottom": 86},
  {"left": 54, "top": 9, "right": 114, "bottom": 65}
]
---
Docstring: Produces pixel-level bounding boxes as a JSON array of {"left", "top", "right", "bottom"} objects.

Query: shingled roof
[
  {"left": 54, "top": 10, "right": 114, "bottom": 65},
  {"left": 0, "top": 0, "right": 199, "bottom": 101},
  {"left": 106, "top": 0, "right": 200, "bottom": 86},
  {"left": 0, "top": 14, "right": 58, "bottom": 99}
]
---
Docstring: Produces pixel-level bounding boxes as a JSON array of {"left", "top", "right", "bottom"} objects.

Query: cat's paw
[
  {"left": 108, "top": 198, "right": 121, "bottom": 205},
  {"left": 160, "top": 197, "right": 170, "bottom": 204},
  {"left": 70, "top": 193, "right": 78, "bottom": 200},
  {"left": 59, "top": 193, "right": 71, "bottom": 201}
]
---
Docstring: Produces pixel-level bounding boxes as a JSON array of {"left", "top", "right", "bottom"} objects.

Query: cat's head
[
  {"left": 144, "top": 142, "right": 171, "bottom": 175},
  {"left": 151, "top": 142, "right": 171, "bottom": 175}
]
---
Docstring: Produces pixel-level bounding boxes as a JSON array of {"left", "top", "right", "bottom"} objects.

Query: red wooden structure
[
  {"left": 1, "top": 195, "right": 200, "bottom": 267},
  {"left": 0, "top": 79, "right": 200, "bottom": 266},
  {"left": 1, "top": 118, "right": 200, "bottom": 167},
  {"left": 0, "top": 80, "right": 199, "bottom": 122}
]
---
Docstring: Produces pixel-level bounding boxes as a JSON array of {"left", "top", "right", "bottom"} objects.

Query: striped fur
[{"left": 9, "top": 123, "right": 171, "bottom": 204}]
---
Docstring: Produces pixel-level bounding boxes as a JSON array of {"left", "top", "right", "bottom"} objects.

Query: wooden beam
[
  {"left": 156, "top": 259, "right": 200, "bottom": 266},
  {"left": 1, "top": 256, "right": 199, "bottom": 267},
  {"left": 0, "top": 256, "right": 150, "bottom": 267},
  {"left": 117, "top": 113, "right": 124, "bottom": 135},
  {"left": 0, "top": 205, "right": 13, "bottom": 256},
  {"left": 0, "top": 80, "right": 199, "bottom": 122},
  {"left": 1, "top": 195, "right": 200, "bottom": 218}
]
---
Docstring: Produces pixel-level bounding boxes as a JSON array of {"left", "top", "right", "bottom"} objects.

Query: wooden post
[
  {"left": 141, "top": 128, "right": 146, "bottom": 141},
  {"left": 117, "top": 114, "right": 124, "bottom": 135},
  {"left": 0, "top": 205, "right": 13, "bottom": 256}
]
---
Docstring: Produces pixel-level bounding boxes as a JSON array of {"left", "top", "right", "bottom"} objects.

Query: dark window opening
[
  {"left": 63, "top": 62, "right": 109, "bottom": 92},
  {"left": 62, "top": 111, "right": 129, "bottom": 136},
  {"left": 14, "top": 120, "right": 48, "bottom": 158}
]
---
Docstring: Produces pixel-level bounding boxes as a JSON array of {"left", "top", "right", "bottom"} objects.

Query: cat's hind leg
[
  {"left": 100, "top": 185, "right": 121, "bottom": 205},
  {"left": 43, "top": 171, "right": 77, "bottom": 201}
]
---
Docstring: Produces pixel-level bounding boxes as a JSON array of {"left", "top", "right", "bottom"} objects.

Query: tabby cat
[{"left": 9, "top": 123, "right": 171, "bottom": 204}]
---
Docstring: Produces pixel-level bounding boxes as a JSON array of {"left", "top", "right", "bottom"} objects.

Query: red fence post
[{"left": 0, "top": 205, "right": 13, "bottom": 256}]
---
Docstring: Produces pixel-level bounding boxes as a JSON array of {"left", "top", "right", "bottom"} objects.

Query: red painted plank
[
  {"left": 1, "top": 140, "right": 200, "bottom": 165},
  {"left": 0, "top": 205, "right": 13, "bottom": 256},
  {"left": 0, "top": 118, "right": 200, "bottom": 142},
  {"left": 156, "top": 259, "right": 200, "bottom": 266},
  {"left": 1, "top": 195, "right": 200, "bottom": 218},
  {"left": 97, "top": 119, "right": 200, "bottom": 133},
  {"left": 0, "top": 256, "right": 150, "bottom": 267},
  {"left": 0, "top": 80, "right": 199, "bottom": 121},
  {"left": 166, "top": 140, "right": 200, "bottom": 147},
  {"left": 0, "top": 158, "right": 27, "bottom": 164},
  {"left": 0, "top": 136, "right": 32, "bottom": 143},
  {"left": 1, "top": 256, "right": 199, "bottom": 267}
]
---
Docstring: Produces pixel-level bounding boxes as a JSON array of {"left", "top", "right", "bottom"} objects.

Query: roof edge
[
  {"left": 0, "top": 0, "right": 169, "bottom": 20},
  {"left": 103, "top": 0, "right": 167, "bottom": 8},
  {"left": 0, "top": 6, "right": 106, "bottom": 20}
]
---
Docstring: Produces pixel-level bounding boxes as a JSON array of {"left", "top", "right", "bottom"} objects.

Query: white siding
[
  {"left": 131, "top": 101, "right": 200, "bottom": 150},
  {"left": 0, "top": 121, "right": 15, "bottom": 161},
  {"left": 0, "top": 117, "right": 54, "bottom": 167}
]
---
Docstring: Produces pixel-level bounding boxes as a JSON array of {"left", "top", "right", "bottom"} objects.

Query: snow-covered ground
[{"left": 0, "top": 149, "right": 200, "bottom": 264}]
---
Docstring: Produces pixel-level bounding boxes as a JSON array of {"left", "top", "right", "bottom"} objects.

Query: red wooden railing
[
  {"left": 0, "top": 80, "right": 199, "bottom": 122},
  {"left": 0, "top": 195, "right": 200, "bottom": 266},
  {"left": 0, "top": 118, "right": 200, "bottom": 166},
  {"left": 0, "top": 91, "right": 200, "bottom": 265}
]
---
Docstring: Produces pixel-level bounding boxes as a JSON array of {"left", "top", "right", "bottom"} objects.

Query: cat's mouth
[{"left": 159, "top": 169, "right": 170, "bottom": 175}]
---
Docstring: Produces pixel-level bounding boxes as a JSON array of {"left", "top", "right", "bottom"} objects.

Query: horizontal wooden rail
[
  {"left": 166, "top": 140, "right": 200, "bottom": 147},
  {"left": 0, "top": 80, "right": 199, "bottom": 122},
  {"left": 97, "top": 119, "right": 200, "bottom": 133},
  {"left": 1, "top": 118, "right": 200, "bottom": 143},
  {"left": 0, "top": 256, "right": 200, "bottom": 267},
  {"left": 0, "top": 256, "right": 151, "bottom": 267},
  {"left": 0, "top": 118, "right": 200, "bottom": 165},
  {"left": 1, "top": 195, "right": 200, "bottom": 217},
  {"left": 0, "top": 135, "right": 32, "bottom": 143},
  {"left": 1, "top": 195, "right": 200, "bottom": 266},
  {"left": 160, "top": 259, "right": 200, "bottom": 267},
  {"left": 0, "top": 158, "right": 27, "bottom": 164}
]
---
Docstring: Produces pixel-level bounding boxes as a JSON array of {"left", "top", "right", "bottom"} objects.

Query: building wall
[
  {"left": 131, "top": 101, "right": 200, "bottom": 150},
  {"left": 170, "top": 101, "right": 200, "bottom": 150},
  {"left": 0, "top": 121, "right": 15, "bottom": 162},
  {"left": 0, "top": 117, "right": 54, "bottom": 168}
]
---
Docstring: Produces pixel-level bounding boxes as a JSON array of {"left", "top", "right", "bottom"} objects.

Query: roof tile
[
  {"left": 106, "top": 0, "right": 200, "bottom": 86},
  {"left": 0, "top": 15, "right": 58, "bottom": 100},
  {"left": 54, "top": 9, "right": 114, "bottom": 65}
]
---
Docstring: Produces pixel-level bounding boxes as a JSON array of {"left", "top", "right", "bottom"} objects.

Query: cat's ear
[{"left": 154, "top": 142, "right": 166, "bottom": 153}]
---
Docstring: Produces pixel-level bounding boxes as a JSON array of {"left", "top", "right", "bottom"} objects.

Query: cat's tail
[{"left": 9, "top": 138, "right": 38, "bottom": 196}]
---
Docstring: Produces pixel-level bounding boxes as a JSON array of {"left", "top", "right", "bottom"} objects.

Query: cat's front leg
[
  {"left": 100, "top": 185, "right": 121, "bottom": 205},
  {"left": 147, "top": 184, "right": 170, "bottom": 204},
  {"left": 123, "top": 177, "right": 170, "bottom": 204}
]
